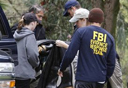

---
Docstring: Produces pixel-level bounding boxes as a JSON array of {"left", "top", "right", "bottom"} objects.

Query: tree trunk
[
  {"left": 91, "top": 0, "right": 103, "bottom": 8},
  {"left": 91, "top": 0, "right": 120, "bottom": 38}
]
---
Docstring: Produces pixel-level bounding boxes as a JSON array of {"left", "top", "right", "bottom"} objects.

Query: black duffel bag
[{"left": 37, "top": 41, "right": 72, "bottom": 88}]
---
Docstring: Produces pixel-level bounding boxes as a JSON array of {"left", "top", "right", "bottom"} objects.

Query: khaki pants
[
  {"left": 71, "top": 51, "right": 79, "bottom": 88},
  {"left": 30, "top": 70, "right": 42, "bottom": 88},
  {"left": 109, "top": 59, "right": 123, "bottom": 88}
]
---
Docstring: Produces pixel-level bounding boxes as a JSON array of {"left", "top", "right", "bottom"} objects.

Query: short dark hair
[
  {"left": 68, "top": 4, "right": 81, "bottom": 11},
  {"left": 88, "top": 8, "right": 104, "bottom": 24},
  {"left": 74, "top": 4, "right": 81, "bottom": 9}
]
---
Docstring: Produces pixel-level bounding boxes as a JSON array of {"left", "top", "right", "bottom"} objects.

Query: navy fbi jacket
[{"left": 60, "top": 25, "right": 116, "bottom": 82}]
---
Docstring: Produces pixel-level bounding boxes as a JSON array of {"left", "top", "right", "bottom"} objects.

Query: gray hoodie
[{"left": 13, "top": 27, "right": 39, "bottom": 79}]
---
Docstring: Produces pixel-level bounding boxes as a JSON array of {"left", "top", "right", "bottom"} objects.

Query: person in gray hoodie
[{"left": 13, "top": 13, "right": 39, "bottom": 88}]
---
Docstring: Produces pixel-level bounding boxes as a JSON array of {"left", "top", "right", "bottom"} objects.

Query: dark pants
[
  {"left": 75, "top": 81, "right": 104, "bottom": 88},
  {"left": 15, "top": 79, "right": 30, "bottom": 88}
]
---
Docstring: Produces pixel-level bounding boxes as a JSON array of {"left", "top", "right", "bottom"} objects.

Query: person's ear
[
  {"left": 70, "top": 6, "right": 73, "bottom": 9},
  {"left": 82, "top": 18, "right": 87, "bottom": 22},
  {"left": 70, "top": 7, "right": 74, "bottom": 12},
  {"left": 31, "top": 22, "right": 34, "bottom": 26}
]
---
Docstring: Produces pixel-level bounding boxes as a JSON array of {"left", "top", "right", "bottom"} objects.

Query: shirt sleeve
[
  {"left": 26, "top": 34, "right": 39, "bottom": 68},
  {"left": 106, "top": 38, "right": 116, "bottom": 80},
  {"left": 60, "top": 30, "right": 81, "bottom": 71}
]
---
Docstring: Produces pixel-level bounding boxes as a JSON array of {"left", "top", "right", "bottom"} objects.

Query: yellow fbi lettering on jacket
[{"left": 90, "top": 31, "right": 108, "bottom": 56}]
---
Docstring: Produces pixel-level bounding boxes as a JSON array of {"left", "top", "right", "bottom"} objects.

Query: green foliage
[
  {"left": 116, "top": 0, "right": 128, "bottom": 61},
  {"left": 120, "top": 0, "right": 128, "bottom": 23},
  {"left": 25, "top": 0, "right": 40, "bottom": 7},
  {"left": 78, "top": 0, "right": 92, "bottom": 10},
  {"left": 116, "top": 0, "right": 128, "bottom": 87},
  {"left": 2, "top": 0, "right": 41, "bottom": 26},
  {"left": 0, "top": 1, "right": 8, "bottom": 9},
  {"left": 42, "top": 0, "right": 73, "bottom": 40}
]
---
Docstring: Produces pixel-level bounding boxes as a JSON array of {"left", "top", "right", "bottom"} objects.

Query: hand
[
  {"left": 38, "top": 46, "right": 43, "bottom": 53},
  {"left": 38, "top": 45, "right": 46, "bottom": 53},
  {"left": 56, "top": 40, "right": 65, "bottom": 47},
  {"left": 56, "top": 40, "right": 68, "bottom": 49},
  {"left": 57, "top": 69, "right": 63, "bottom": 77}
]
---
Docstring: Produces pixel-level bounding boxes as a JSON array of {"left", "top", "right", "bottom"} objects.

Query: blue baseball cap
[{"left": 63, "top": 0, "right": 80, "bottom": 16}]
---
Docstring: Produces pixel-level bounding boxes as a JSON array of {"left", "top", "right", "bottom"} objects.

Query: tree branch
[{"left": 7, "top": 0, "right": 22, "bottom": 16}]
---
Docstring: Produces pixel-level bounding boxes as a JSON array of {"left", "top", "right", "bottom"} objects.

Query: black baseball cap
[
  {"left": 63, "top": 0, "right": 80, "bottom": 16},
  {"left": 23, "top": 13, "right": 39, "bottom": 24}
]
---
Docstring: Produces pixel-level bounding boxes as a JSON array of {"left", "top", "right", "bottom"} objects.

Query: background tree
[
  {"left": 0, "top": 0, "right": 8, "bottom": 9},
  {"left": 1, "top": 0, "right": 41, "bottom": 26},
  {"left": 116, "top": 0, "right": 128, "bottom": 86}
]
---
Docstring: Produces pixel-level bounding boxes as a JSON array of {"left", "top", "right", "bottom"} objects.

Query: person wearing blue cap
[
  {"left": 56, "top": 0, "right": 82, "bottom": 48},
  {"left": 56, "top": 0, "right": 82, "bottom": 47},
  {"left": 63, "top": 0, "right": 81, "bottom": 17}
]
